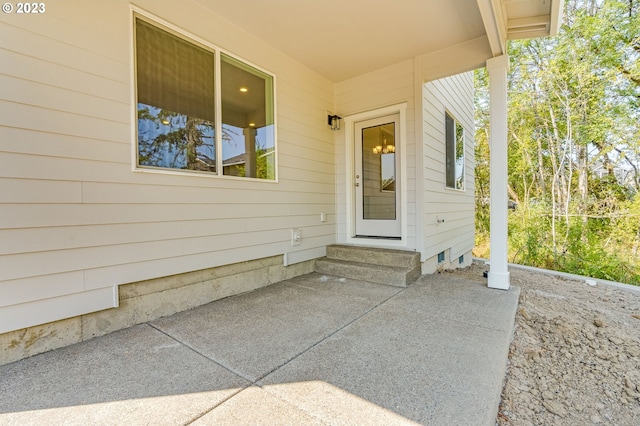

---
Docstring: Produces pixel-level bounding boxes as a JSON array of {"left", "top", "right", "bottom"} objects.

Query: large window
[
  {"left": 445, "top": 112, "right": 465, "bottom": 190},
  {"left": 134, "top": 16, "right": 275, "bottom": 180}
]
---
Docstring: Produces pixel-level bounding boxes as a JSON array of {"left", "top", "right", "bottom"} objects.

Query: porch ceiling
[{"left": 194, "top": 0, "right": 563, "bottom": 83}]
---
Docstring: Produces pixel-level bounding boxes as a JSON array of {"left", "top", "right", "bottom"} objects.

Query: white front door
[{"left": 354, "top": 113, "right": 401, "bottom": 238}]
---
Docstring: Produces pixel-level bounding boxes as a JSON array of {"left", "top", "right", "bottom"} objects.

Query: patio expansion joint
[
  {"left": 143, "top": 322, "right": 258, "bottom": 424},
  {"left": 253, "top": 285, "right": 408, "bottom": 384},
  {"left": 184, "top": 387, "right": 247, "bottom": 425},
  {"left": 151, "top": 283, "right": 411, "bottom": 424},
  {"left": 432, "top": 315, "right": 514, "bottom": 335},
  {"left": 145, "top": 322, "right": 255, "bottom": 382}
]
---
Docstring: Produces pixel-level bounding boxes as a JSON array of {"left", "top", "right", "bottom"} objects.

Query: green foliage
[
  {"left": 474, "top": 69, "right": 491, "bottom": 256},
  {"left": 235, "top": 147, "right": 275, "bottom": 180},
  {"left": 474, "top": 0, "right": 640, "bottom": 285}
]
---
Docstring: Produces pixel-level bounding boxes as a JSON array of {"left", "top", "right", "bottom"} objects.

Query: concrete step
[
  {"left": 315, "top": 258, "right": 420, "bottom": 288},
  {"left": 326, "top": 244, "right": 420, "bottom": 269},
  {"left": 316, "top": 245, "right": 422, "bottom": 287}
]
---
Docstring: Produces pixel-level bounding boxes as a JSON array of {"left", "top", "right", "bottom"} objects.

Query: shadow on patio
[{"left": 0, "top": 272, "right": 519, "bottom": 425}]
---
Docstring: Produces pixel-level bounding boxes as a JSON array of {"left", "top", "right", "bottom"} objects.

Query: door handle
[{"left": 355, "top": 182, "right": 360, "bottom": 187}]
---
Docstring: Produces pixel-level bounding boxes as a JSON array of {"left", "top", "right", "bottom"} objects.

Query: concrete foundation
[
  {"left": 421, "top": 249, "right": 473, "bottom": 275},
  {"left": 1, "top": 256, "right": 315, "bottom": 366}
]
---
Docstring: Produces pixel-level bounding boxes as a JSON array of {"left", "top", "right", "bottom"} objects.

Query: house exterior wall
[
  {"left": 0, "top": 1, "right": 336, "bottom": 334},
  {"left": 334, "top": 60, "right": 417, "bottom": 249},
  {"left": 421, "top": 72, "right": 475, "bottom": 271},
  {"left": 333, "top": 62, "right": 475, "bottom": 270}
]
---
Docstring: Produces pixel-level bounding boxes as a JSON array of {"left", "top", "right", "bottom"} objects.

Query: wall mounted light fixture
[{"left": 328, "top": 114, "right": 341, "bottom": 131}]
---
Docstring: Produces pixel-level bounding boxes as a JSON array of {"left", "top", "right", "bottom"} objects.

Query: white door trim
[{"left": 344, "top": 103, "right": 408, "bottom": 248}]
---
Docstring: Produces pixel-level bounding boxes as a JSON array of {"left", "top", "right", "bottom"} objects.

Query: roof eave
[
  {"left": 479, "top": 0, "right": 565, "bottom": 55},
  {"left": 477, "top": 0, "right": 507, "bottom": 57}
]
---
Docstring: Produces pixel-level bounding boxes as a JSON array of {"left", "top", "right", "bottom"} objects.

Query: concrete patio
[{"left": 0, "top": 271, "right": 520, "bottom": 425}]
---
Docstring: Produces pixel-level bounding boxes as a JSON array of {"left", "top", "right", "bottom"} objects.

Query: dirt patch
[{"left": 448, "top": 263, "right": 640, "bottom": 425}]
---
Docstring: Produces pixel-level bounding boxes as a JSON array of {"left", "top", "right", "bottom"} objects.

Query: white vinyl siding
[
  {"left": 422, "top": 72, "right": 475, "bottom": 260},
  {"left": 0, "top": 0, "right": 335, "bottom": 333}
]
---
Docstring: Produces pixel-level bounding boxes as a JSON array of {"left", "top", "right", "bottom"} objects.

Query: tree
[
  {"left": 138, "top": 105, "right": 216, "bottom": 171},
  {"left": 475, "top": 0, "right": 640, "bottom": 284}
]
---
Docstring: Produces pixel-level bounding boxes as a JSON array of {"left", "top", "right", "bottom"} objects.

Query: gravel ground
[{"left": 451, "top": 263, "right": 640, "bottom": 425}]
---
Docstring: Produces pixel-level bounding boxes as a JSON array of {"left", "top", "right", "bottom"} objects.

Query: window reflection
[
  {"left": 362, "top": 123, "right": 396, "bottom": 220},
  {"left": 134, "top": 17, "right": 276, "bottom": 180},
  {"left": 138, "top": 104, "right": 216, "bottom": 171},
  {"left": 445, "top": 112, "right": 465, "bottom": 190},
  {"left": 221, "top": 54, "right": 275, "bottom": 179}
]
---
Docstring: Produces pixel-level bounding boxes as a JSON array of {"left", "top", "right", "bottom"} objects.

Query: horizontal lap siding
[
  {"left": 0, "top": 0, "right": 335, "bottom": 331},
  {"left": 334, "top": 60, "right": 417, "bottom": 248},
  {"left": 422, "top": 72, "right": 475, "bottom": 259}
]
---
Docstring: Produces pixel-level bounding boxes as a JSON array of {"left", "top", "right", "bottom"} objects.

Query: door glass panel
[{"left": 361, "top": 122, "right": 396, "bottom": 220}]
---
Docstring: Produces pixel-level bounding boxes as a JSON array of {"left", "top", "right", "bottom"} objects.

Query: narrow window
[
  {"left": 134, "top": 16, "right": 276, "bottom": 180},
  {"left": 445, "top": 112, "right": 465, "bottom": 190}
]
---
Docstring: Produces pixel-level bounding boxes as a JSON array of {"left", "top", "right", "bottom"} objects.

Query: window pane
[
  {"left": 135, "top": 18, "right": 216, "bottom": 172},
  {"left": 221, "top": 54, "right": 275, "bottom": 179},
  {"left": 445, "top": 113, "right": 455, "bottom": 188},
  {"left": 455, "top": 122, "right": 465, "bottom": 190},
  {"left": 445, "top": 113, "right": 464, "bottom": 190}
]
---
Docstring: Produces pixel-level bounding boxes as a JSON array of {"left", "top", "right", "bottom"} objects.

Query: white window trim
[{"left": 130, "top": 7, "right": 278, "bottom": 182}]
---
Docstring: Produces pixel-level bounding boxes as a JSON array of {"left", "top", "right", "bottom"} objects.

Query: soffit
[
  {"left": 193, "top": 0, "right": 488, "bottom": 83},
  {"left": 193, "top": 0, "right": 563, "bottom": 83},
  {"left": 504, "top": 0, "right": 564, "bottom": 40}
]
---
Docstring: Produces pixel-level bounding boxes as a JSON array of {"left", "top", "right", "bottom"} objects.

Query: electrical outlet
[
  {"left": 291, "top": 228, "right": 302, "bottom": 246},
  {"left": 320, "top": 212, "right": 326, "bottom": 222}
]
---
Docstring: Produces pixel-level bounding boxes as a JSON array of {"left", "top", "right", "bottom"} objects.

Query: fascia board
[{"left": 476, "top": 0, "right": 507, "bottom": 57}]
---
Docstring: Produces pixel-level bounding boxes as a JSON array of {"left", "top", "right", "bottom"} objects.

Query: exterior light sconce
[{"left": 328, "top": 114, "right": 341, "bottom": 131}]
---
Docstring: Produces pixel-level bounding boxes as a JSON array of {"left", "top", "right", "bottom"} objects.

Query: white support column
[
  {"left": 243, "top": 127, "right": 257, "bottom": 178},
  {"left": 486, "top": 54, "right": 510, "bottom": 290}
]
